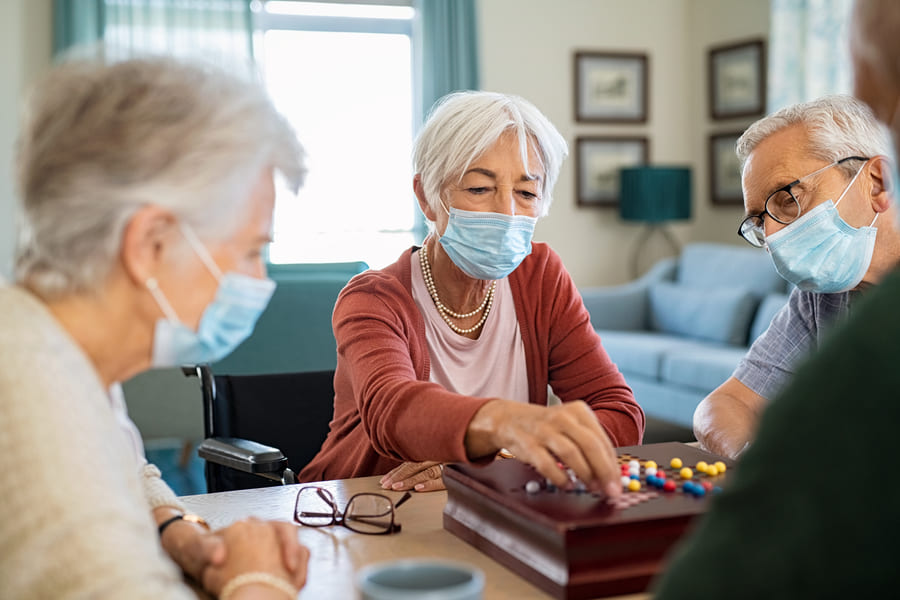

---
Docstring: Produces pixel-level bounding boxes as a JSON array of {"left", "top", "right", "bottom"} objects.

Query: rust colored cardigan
[{"left": 300, "top": 243, "right": 644, "bottom": 482}]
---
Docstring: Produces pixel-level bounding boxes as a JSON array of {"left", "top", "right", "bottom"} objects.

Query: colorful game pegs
[
  {"left": 662, "top": 480, "right": 677, "bottom": 492},
  {"left": 686, "top": 482, "right": 706, "bottom": 497},
  {"left": 714, "top": 461, "right": 727, "bottom": 473},
  {"left": 627, "top": 479, "right": 641, "bottom": 492},
  {"left": 670, "top": 457, "right": 683, "bottom": 469},
  {"left": 644, "top": 460, "right": 658, "bottom": 470},
  {"left": 695, "top": 461, "right": 708, "bottom": 474},
  {"left": 679, "top": 467, "right": 693, "bottom": 480},
  {"left": 705, "top": 464, "right": 719, "bottom": 476},
  {"left": 645, "top": 466, "right": 658, "bottom": 477}
]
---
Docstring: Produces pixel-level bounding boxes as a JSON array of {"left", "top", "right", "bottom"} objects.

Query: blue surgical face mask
[
  {"left": 766, "top": 166, "right": 877, "bottom": 293},
  {"left": 146, "top": 224, "right": 275, "bottom": 367},
  {"left": 437, "top": 202, "right": 537, "bottom": 280}
]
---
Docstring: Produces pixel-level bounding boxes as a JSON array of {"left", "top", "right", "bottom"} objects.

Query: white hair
[
  {"left": 413, "top": 90, "right": 568, "bottom": 219},
  {"left": 15, "top": 55, "right": 305, "bottom": 299},
  {"left": 736, "top": 94, "right": 891, "bottom": 178}
]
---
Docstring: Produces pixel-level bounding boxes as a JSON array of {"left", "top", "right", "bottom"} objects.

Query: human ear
[
  {"left": 414, "top": 174, "right": 437, "bottom": 222},
  {"left": 119, "top": 206, "right": 179, "bottom": 286},
  {"left": 865, "top": 155, "right": 894, "bottom": 213}
]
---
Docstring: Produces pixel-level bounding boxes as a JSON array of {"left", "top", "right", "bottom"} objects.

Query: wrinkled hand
[
  {"left": 380, "top": 461, "right": 445, "bottom": 492},
  {"left": 466, "top": 399, "right": 621, "bottom": 497},
  {"left": 201, "top": 518, "right": 309, "bottom": 596},
  {"left": 160, "top": 523, "right": 226, "bottom": 584}
]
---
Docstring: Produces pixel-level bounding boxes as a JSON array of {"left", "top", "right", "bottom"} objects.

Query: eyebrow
[
  {"left": 464, "top": 167, "right": 543, "bottom": 183},
  {"left": 765, "top": 177, "right": 814, "bottom": 200}
]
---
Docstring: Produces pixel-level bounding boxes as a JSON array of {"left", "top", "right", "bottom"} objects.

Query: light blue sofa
[{"left": 580, "top": 243, "right": 790, "bottom": 429}]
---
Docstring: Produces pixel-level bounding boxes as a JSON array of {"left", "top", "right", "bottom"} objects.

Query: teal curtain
[
  {"left": 412, "top": 0, "right": 479, "bottom": 241},
  {"left": 53, "top": 0, "right": 253, "bottom": 68},
  {"left": 53, "top": 0, "right": 105, "bottom": 55},
  {"left": 767, "top": 0, "right": 854, "bottom": 113},
  {"left": 414, "top": 0, "right": 480, "bottom": 123}
]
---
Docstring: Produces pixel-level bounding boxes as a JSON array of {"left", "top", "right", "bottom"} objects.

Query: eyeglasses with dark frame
[
  {"left": 293, "top": 486, "right": 412, "bottom": 535},
  {"left": 737, "top": 156, "right": 869, "bottom": 248}
]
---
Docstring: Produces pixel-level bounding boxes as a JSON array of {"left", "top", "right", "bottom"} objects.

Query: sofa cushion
[
  {"left": 649, "top": 282, "right": 758, "bottom": 345},
  {"left": 660, "top": 344, "right": 748, "bottom": 392},
  {"left": 678, "top": 243, "right": 785, "bottom": 298},
  {"left": 749, "top": 292, "right": 790, "bottom": 342},
  {"left": 597, "top": 330, "right": 694, "bottom": 380}
]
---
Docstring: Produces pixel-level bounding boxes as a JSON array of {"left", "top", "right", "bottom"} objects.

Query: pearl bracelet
[{"left": 219, "top": 572, "right": 298, "bottom": 600}]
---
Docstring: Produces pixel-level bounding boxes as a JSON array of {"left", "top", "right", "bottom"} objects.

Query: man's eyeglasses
[
  {"left": 293, "top": 486, "right": 411, "bottom": 535},
  {"left": 738, "top": 156, "right": 869, "bottom": 247}
]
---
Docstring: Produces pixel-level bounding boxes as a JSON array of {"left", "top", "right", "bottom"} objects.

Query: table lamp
[{"left": 619, "top": 166, "right": 692, "bottom": 277}]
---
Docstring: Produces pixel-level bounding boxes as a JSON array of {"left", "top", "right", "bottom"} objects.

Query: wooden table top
[{"left": 180, "top": 476, "right": 649, "bottom": 600}]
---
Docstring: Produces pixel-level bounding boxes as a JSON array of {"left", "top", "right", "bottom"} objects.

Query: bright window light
[
  {"left": 259, "top": 23, "right": 416, "bottom": 268},
  {"left": 264, "top": 1, "right": 414, "bottom": 20}
]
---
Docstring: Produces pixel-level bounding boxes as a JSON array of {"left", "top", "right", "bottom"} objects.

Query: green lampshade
[{"left": 619, "top": 166, "right": 692, "bottom": 223}]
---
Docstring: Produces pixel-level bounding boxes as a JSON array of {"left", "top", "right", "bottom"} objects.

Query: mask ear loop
[
  {"left": 146, "top": 277, "right": 181, "bottom": 324},
  {"left": 833, "top": 161, "right": 867, "bottom": 209},
  {"left": 179, "top": 223, "right": 224, "bottom": 281}
]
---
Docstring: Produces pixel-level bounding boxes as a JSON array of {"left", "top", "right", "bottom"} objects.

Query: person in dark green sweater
[
  {"left": 653, "top": 267, "right": 900, "bottom": 598},
  {"left": 652, "top": 1, "right": 900, "bottom": 596}
]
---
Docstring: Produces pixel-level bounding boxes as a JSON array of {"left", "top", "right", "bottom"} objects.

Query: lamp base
[{"left": 631, "top": 224, "right": 680, "bottom": 278}]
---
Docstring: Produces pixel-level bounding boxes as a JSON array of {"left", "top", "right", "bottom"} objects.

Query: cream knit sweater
[{"left": 0, "top": 285, "right": 198, "bottom": 599}]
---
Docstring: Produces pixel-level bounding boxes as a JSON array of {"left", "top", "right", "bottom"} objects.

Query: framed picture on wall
[
  {"left": 709, "top": 131, "right": 744, "bottom": 205},
  {"left": 708, "top": 39, "right": 766, "bottom": 120},
  {"left": 574, "top": 51, "right": 649, "bottom": 123},
  {"left": 576, "top": 136, "right": 649, "bottom": 207}
]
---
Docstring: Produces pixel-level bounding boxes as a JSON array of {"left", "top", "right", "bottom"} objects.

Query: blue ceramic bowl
[{"left": 356, "top": 559, "right": 484, "bottom": 600}]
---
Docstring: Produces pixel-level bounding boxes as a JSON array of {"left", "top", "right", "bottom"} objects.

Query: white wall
[
  {"left": 478, "top": 0, "right": 769, "bottom": 285},
  {"left": 0, "top": 0, "right": 52, "bottom": 281},
  {"left": 0, "top": 0, "right": 768, "bottom": 286},
  {"left": 685, "top": 0, "right": 771, "bottom": 262}
]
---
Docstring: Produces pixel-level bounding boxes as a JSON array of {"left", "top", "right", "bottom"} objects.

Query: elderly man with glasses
[{"left": 693, "top": 94, "right": 900, "bottom": 460}]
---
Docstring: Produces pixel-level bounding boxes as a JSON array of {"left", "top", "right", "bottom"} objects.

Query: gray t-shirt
[{"left": 734, "top": 287, "right": 856, "bottom": 401}]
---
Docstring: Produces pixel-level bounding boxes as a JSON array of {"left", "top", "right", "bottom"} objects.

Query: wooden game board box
[{"left": 443, "top": 442, "right": 732, "bottom": 599}]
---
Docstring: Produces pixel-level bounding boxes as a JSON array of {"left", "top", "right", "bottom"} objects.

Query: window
[{"left": 253, "top": 1, "right": 418, "bottom": 269}]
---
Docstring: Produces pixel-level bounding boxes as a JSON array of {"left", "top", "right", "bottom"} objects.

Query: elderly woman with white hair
[
  {"left": 300, "top": 91, "right": 644, "bottom": 495},
  {"left": 0, "top": 57, "right": 309, "bottom": 599}
]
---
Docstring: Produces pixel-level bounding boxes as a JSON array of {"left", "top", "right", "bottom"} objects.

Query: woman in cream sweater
[{"left": 0, "top": 56, "right": 308, "bottom": 599}]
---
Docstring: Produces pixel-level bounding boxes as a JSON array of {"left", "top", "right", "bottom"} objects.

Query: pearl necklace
[{"left": 419, "top": 242, "right": 496, "bottom": 334}]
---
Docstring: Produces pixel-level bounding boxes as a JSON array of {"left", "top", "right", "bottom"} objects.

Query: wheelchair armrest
[{"left": 198, "top": 437, "right": 288, "bottom": 475}]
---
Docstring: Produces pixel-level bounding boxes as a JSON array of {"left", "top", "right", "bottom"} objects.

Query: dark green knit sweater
[{"left": 652, "top": 267, "right": 900, "bottom": 599}]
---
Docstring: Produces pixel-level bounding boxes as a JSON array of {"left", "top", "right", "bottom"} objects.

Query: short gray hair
[
  {"left": 15, "top": 56, "right": 305, "bottom": 299},
  {"left": 413, "top": 91, "right": 568, "bottom": 218},
  {"left": 736, "top": 94, "right": 891, "bottom": 177}
]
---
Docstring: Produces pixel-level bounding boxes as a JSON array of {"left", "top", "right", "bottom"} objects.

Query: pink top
[
  {"left": 410, "top": 249, "right": 529, "bottom": 404},
  {"left": 299, "top": 243, "right": 644, "bottom": 482}
]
